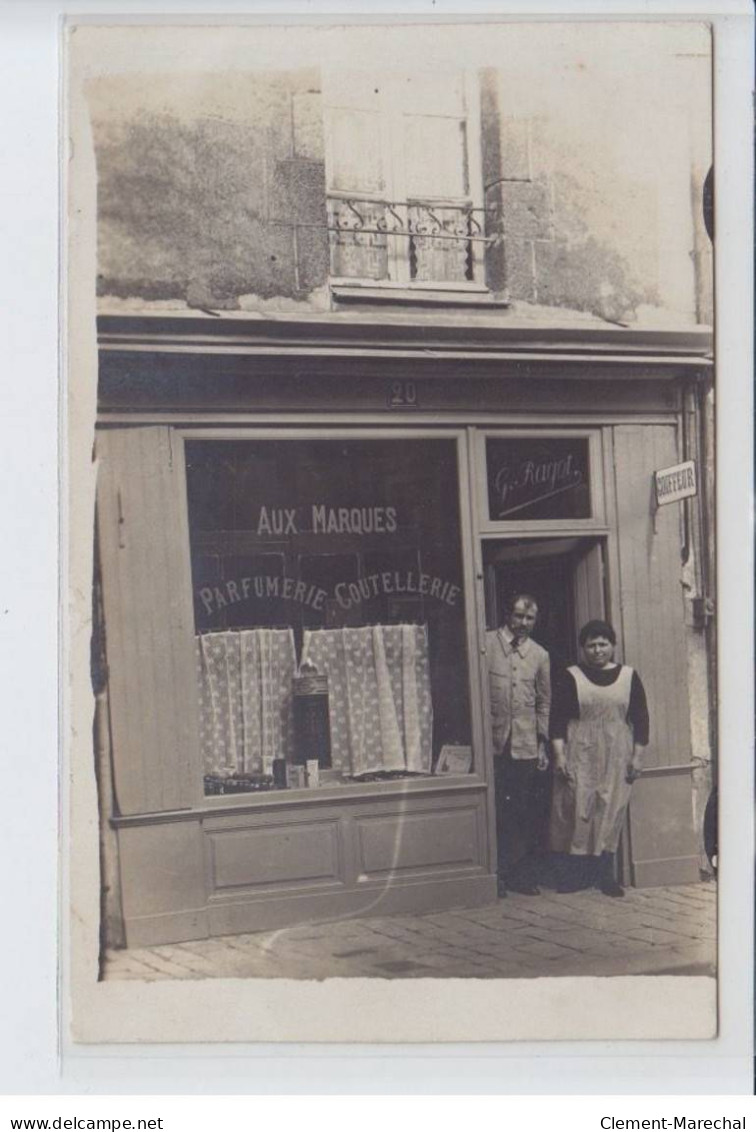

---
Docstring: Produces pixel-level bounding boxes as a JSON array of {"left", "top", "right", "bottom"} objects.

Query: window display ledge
[{"left": 111, "top": 773, "right": 487, "bottom": 827}]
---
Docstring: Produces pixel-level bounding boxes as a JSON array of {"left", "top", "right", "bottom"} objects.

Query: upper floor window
[{"left": 324, "top": 71, "right": 486, "bottom": 291}]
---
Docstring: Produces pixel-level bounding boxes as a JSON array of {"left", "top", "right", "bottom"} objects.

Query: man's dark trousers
[{"left": 493, "top": 741, "right": 543, "bottom": 889}]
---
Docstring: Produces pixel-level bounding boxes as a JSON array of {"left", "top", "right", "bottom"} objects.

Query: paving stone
[
  {"left": 511, "top": 939, "right": 576, "bottom": 961},
  {"left": 129, "top": 952, "right": 199, "bottom": 979},
  {"left": 621, "top": 926, "right": 696, "bottom": 947},
  {"left": 109, "top": 968, "right": 164, "bottom": 982},
  {"left": 104, "top": 881, "right": 717, "bottom": 982},
  {"left": 153, "top": 946, "right": 230, "bottom": 977}
]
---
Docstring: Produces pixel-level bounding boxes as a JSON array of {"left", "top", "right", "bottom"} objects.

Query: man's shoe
[
  {"left": 508, "top": 882, "right": 540, "bottom": 896},
  {"left": 599, "top": 880, "right": 625, "bottom": 898}
]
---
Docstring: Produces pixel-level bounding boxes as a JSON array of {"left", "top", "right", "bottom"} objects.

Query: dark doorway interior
[{"left": 482, "top": 536, "right": 607, "bottom": 670}]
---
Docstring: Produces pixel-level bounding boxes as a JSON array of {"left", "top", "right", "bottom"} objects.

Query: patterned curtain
[
  {"left": 196, "top": 628, "right": 297, "bottom": 775},
  {"left": 301, "top": 625, "right": 433, "bottom": 776}
]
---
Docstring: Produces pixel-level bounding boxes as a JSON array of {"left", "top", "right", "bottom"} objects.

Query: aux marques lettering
[{"left": 256, "top": 505, "right": 398, "bottom": 537}]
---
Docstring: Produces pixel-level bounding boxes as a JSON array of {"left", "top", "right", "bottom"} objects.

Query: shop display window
[{"left": 185, "top": 436, "right": 473, "bottom": 795}]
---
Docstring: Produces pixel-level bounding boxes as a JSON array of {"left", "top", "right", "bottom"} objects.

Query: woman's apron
[{"left": 550, "top": 665, "right": 635, "bottom": 856}]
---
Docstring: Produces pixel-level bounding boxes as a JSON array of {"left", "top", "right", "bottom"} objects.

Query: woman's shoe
[
  {"left": 509, "top": 881, "right": 541, "bottom": 896},
  {"left": 599, "top": 879, "right": 625, "bottom": 897}
]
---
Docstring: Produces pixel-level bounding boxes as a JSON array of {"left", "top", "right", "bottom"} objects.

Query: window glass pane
[
  {"left": 185, "top": 437, "right": 473, "bottom": 795},
  {"left": 404, "top": 116, "right": 468, "bottom": 200},
  {"left": 485, "top": 437, "right": 592, "bottom": 521}
]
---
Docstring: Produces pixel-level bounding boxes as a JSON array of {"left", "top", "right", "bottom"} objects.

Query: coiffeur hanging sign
[{"left": 654, "top": 460, "right": 697, "bottom": 507}]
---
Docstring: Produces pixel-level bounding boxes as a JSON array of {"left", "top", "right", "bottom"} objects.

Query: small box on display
[
  {"left": 435, "top": 745, "right": 473, "bottom": 775},
  {"left": 306, "top": 760, "right": 320, "bottom": 788},
  {"left": 287, "top": 765, "right": 307, "bottom": 790}
]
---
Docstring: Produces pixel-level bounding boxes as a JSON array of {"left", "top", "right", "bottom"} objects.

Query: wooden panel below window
[
  {"left": 208, "top": 819, "right": 342, "bottom": 890},
  {"left": 355, "top": 805, "right": 480, "bottom": 878},
  {"left": 115, "top": 785, "right": 492, "bottom": 945}
]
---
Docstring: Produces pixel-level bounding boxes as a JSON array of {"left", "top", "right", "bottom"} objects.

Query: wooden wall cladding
[
  {"left": 612, "top": 424, "right": 692, "bottom": 771},
  {"left": 96, "top": 427, "right": 202, "bottom": 815},
  {"left": 612, "top": 424, "right": 699, "bottom": 887},
  {"left": 628, "top": 773, "right": 701, "bottom": 887}
]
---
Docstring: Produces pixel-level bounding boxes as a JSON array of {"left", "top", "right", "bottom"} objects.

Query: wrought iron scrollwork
[
  {"left": 325, "top": 194, "right": 493, "bottom": 283},
  {"left": 326, "top": 195, "right": 493, "bottom": 244}
]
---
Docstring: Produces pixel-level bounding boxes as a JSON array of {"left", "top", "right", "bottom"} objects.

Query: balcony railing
[{"left": 326, "top": 195, "right": 493, "bottom": 285}]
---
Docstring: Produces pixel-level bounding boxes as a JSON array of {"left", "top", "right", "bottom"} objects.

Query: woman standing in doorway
[{"left": 549, "top": 620, "right": 649, "bottom": 897}]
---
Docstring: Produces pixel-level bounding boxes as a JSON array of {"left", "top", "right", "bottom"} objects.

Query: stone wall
[
  {"left": 479, "top": 48, "right": 712, "bottom": 326},
  {"left": 92, "top": 70, "right": 328, "bottom": 310}
]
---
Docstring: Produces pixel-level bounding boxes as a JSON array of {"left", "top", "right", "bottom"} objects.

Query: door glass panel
[
  {"left": 185, "top": 437, "right": 473, "bottom": 795},
  {"left": 485, "top": 436, "right": 592, "bottom": 521}
]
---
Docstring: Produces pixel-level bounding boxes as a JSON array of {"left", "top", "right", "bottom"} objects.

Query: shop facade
[
  {"left": 85, "top": 25, "right": 714, "bottom": 950},
  {"left": 94, "top": 318, "right": 713, "bottom": 947}
]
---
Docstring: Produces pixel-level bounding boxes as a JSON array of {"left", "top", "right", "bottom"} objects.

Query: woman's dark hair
[{"left": 578, "top": 619, "right": 617, "bottom": 647}]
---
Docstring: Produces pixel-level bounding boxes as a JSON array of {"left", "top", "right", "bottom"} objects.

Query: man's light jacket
[{"left": 485, "top": 626, "right": 551, "bottom": 760}]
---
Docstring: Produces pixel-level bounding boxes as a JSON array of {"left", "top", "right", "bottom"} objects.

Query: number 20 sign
[{"left": 388, "top": 380, "right": 418, "bottom": 408}]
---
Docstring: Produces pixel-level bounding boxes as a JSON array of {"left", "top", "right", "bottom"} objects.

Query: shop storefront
[{"left": 95, "top": 316, "right": 712, "bottom": 948}]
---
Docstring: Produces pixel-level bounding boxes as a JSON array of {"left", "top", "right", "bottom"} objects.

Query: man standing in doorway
[{"left": 486, "top": 593, "right": 551, "bottom": 897}]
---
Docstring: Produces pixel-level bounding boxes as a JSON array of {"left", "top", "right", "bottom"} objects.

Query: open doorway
[
  {"left": 482, "top": 536, "right": 606, "bottom": 672},
  {"left": 482, "top": 536, "right": 609, "bottom": 875}
]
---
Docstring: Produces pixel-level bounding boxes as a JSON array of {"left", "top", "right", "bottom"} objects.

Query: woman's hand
[
  {"left": 556, "top": 758, "right": 574, "bottom": 783},
  {"left": 626, "top": 746, "right": 645, "bottom": 784},
  {"left": 552, "top": 739, "right": 572, "bottom": 783}
]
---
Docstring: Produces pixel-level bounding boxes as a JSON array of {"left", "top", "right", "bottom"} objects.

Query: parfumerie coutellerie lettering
[
  {"left": 199, "top": 571, "right": 461, "bottom": 616},
  {"left": 600, "top": 1119, "right": 745, "bottom": 1129}
]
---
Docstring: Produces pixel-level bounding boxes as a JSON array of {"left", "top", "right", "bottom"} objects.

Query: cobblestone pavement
[{"left": 103, "top": 880, "right": 716, "bottom": 982}]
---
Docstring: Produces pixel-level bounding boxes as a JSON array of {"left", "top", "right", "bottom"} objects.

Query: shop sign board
[
  {"left": 485, "top": 436, "right": 591, "bottom": 521},
  {"left": 654, "top": 460, "right": 697, "bottom": 507}
]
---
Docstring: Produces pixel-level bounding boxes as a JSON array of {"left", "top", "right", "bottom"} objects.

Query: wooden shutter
[
  {"left": 612, "top": 424, "right": 699, "bottom": 885},
  {"left": 96, "top": 427, "right": 202, "bottom": 816},
  {"left": 325, "top": 71, "right": 389, "bottom": 280},
  {"left": 401, "top": 75, "right": 473, "bottom": 284}
]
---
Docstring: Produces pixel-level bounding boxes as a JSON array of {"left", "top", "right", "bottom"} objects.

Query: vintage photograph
[{"left": 68, "top": 17, "right": 716, "bottom": 1030}]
